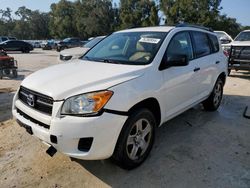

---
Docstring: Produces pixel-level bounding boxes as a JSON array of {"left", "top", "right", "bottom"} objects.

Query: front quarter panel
[{"left": 105, "top": 69, "right": 164, "bottom": 124}]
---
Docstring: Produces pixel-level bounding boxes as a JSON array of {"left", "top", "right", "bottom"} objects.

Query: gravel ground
[{"left": 0, "top": 49, "right": 250, "bottom": 188}]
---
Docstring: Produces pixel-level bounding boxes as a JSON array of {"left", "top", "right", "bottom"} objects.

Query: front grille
[
  {"left": 17, "top": 108, "right": 50, "bottom": 129},
  {"left": 230, "top": 46, "right": 250, "bottom": 61},
  {"left": 18, "top": 86, "right": 53, "bottom": 115},
  {"left": 60, "top": 55, "right": 72, "bottom": 61}
]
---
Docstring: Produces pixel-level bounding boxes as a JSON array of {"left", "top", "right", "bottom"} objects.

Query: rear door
[
  {"left": 191, "top": 31, "right": 219, "bottom": 99},
  {"left": 160, "top": 31, "right": 200, "bottom": 119}
]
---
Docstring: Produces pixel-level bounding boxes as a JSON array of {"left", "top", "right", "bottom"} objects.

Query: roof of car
[
  {"left": 117, "top": 25, "right": 215, "bottom": 34},
  {"left": 117, "top": 26, "right": 175, "bottom": 33}
]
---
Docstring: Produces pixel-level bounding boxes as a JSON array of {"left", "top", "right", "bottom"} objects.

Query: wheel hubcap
[
  {"left": 213, "top": 82, "right": 222, "bottom": 106},
  {"left": 126, "top": 118, "right": 152, "bottom": 160}
]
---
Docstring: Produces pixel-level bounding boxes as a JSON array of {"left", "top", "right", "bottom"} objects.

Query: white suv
[{"left": 12, "top": 25, "right": 227, "bottom": 169}]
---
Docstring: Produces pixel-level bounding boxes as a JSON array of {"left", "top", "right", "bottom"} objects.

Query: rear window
[
  {"left": 192, "top": 31, "right": 211, "bottom": 58},
  {"left": 208, "top": 34, "right": 219, "bottom": 53}
]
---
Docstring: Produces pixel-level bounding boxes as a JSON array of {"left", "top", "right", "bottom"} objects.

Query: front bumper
[{"left": 12, "top": 96, "right": 128, "bottom": 160}]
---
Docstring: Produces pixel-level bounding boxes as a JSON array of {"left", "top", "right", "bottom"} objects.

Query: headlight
[{"left": 61, "top": 90, "right": 113, "bottom": 115}]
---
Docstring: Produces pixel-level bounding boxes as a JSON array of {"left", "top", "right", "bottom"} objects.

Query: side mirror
[
  {"left": 220, "top": 37, "right": 231, "bottom": 44},
  {"left": 160, "top": 54, "right": 188, "bottom": 70}
]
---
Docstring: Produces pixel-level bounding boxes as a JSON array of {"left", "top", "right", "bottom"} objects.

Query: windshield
[
  {"left": 84, "top": 37, "right": 104, "bottom": 48},
  {"left": 235, "top": 31, "right": 250, "bottom": 41},
  {"left": 82, "top": 32, "right": 167, "bottom": 65}
]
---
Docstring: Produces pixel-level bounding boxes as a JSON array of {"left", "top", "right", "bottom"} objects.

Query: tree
[
  {"left": 119, "top": 0, "right": 159, "bottom": 29},
  {"left": 49, "top": 0, "right": 77, "bottom": 39},
  {"left": 213, "top": 14, "right": 242, "bottom": 38},
  {"left": 160, "top": 0, "right": 222, "bottom": 26},
  {"left": 0, "top": 8, "right": 15, "bottom": 36},
  {"left": 74, "top": 0, "right": 114, "bottom": 39}
]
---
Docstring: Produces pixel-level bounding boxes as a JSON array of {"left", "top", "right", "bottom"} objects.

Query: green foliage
[
  {"left": 160, "top": 0, "right": 222, "bottom": 25},
  {"left": 119, "top": 0, "right": 159, "bottom": 29},
  {"left": 160, "top": 0, "right": 244, "bottom": 38},
  {"left": 74, "top": 0, "right": 114, "bottom": 39},
  {"left": 49, "top": 0, "right": 77, "bottom": 39},
  {"left": 0, "top": 0, "right": 247, "bottom": 40},
  {"left": 213, "top": 14, "right": 242, "bottom": 38}
]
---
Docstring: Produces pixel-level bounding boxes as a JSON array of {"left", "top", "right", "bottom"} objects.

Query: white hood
[
  {"left": 21, "top": 60, "right": 146, "bottom": 100},
  {"left": 60, "top": 47, "right": 90, "bottom": 57}
]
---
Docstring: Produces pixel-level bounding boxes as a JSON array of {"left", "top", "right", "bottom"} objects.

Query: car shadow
[
  {"left": 71, "top": 94, "right": 250, "bottom": 187},
  {"left": 229, "top": 70, "right": 250, "bottom": 80},
  {"left": 1, "top": 74, "right": 25, "bottom": 81},
  {"left": 0, "top": 92, "right": 15, "bottom": 122}
]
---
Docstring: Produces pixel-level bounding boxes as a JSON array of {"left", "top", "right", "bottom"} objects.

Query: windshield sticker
[{"left": 139, "top": 37, "right": 161, "bottom": 44}]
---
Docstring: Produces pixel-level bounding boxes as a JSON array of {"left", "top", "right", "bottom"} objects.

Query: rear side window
[
  {"left": 192, "top": 31, "right": 211, "bottom": 58},
  {"left": 209, "top": 34, "right": 219, "bottom": 53}
]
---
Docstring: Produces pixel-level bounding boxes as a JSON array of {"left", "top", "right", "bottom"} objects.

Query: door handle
[
  {"left": 215, "top": 61, "right": 220, "bottom": 64},
  {"left": 193, "top": 67, "right": 200, "bottom": 72}
]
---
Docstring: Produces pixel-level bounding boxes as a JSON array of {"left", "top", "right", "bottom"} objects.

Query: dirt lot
[{"left": 0, "top": 49, "right": 250, "bottom": 188}]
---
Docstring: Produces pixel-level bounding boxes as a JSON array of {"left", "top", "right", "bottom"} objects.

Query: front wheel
[
  {"left": 112, "top": 109, "right": 156, "bottom": 170},
  {"left": 203, "top": 78, "right": 224, "bottom": 111}
]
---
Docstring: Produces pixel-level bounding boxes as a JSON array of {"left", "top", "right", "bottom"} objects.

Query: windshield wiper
[{"left": 101, "top": 59, "right": 123, "bottom": 64}]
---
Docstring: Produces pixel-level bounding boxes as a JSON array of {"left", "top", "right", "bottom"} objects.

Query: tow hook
[{"left": 46, "top": 146, "right": 57, "bottom": 157}]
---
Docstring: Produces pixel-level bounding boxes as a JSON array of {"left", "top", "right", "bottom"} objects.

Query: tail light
[{"left": 223, "top": 50, "right": 229, "bottom": 57}]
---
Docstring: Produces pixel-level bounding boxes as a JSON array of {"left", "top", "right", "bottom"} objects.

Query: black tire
[
  {"left": 3, "top": 69, "right": 10, "bottom": 75},
  {"left": 112, "top": 109, "right": 156, "bottom": 170},
  {"left": 203, "top": 78, "right": 224, "bottom": 111}
]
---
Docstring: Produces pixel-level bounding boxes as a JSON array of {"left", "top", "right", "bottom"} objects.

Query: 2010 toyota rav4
[{"left": 12, "top": 25, "right": 227, "bottom": 169}]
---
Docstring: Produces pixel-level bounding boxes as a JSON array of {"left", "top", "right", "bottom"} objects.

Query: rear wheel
[
  {"left": 203, "top": 78, "right": 223, "bottom": 111},
  {"left": 112, "top": 109, "right": 156, "bottom": 170}
]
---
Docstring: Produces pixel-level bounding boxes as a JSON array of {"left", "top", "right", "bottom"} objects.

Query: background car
[
  {"left": 42, "top": 40, "right": 58, "bottom": 50},
  {"left": 227, "top": 30, "right": 250, "bottom": 74},
  {"left": 56, "top": 37, "right": 85, "bottom": 52},
  {"left": 0, "top": 40, "right": 33, "bottom": 53},
  {"left": 215, "top": 31, "right": 233, "bottom": 44},
  {"left": 58, "top": 36, "right": 105, "bottom": 63},
  {"left": 33, "top": 41, "right": 42, "bottom": 48}
]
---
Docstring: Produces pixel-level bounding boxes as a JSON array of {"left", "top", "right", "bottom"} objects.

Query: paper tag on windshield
[{"left": 139, "top": 37, "right": 161, "bottom": 44}]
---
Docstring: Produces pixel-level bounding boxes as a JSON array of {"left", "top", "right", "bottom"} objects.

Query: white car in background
[
  {"left": 58, "top": 36, "right": 105, "bottom": 63},
  {"left": 215, "top": 31, "right": 233, "bottom": 46},
  {"left": 226, "top": 30, "right": 250, "bottom": 74}
]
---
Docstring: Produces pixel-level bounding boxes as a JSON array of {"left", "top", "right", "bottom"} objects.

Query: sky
[{"left": 1, "top": 0, "right": 250, "bottom": 26}]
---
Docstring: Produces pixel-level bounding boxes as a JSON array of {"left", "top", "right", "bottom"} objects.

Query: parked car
[
  {"left": 58, "top": 36, "right": 105, "bottom": 63},
  {"left": 42, "top": 40, "right": 58, "bottom": 50},
  {"left": 215, "top": 31, "right": 233, "bottom": 45},
  {"left": 227, "top": 30, "right": 250, "bottom": 74},
  {"left": 56, "top": 38, "right": 84, "bottom": 52},
  {"left": 12, "top": 25, "right": 227, "bottom": 169},
  {"left": 0, "top": 40, "right": 33, "bottom": 53},
  {"left": 33, "top": 41, "right": 42, "bottom": 48}
]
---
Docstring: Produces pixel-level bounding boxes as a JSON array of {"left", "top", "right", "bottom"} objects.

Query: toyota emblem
[{"left": 27, "top": 94, "right": 35, "bottom": 107}]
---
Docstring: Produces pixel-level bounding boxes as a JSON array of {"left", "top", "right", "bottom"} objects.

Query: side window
[
  {"left": 192, "top": 31, "right": 211, "bottom": 58},
  {"left": 208, "top": 34, "right": 219, "bottom": 53},
  {"left": 166, "top": 32, "right": 194, "bottom": 60}
]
